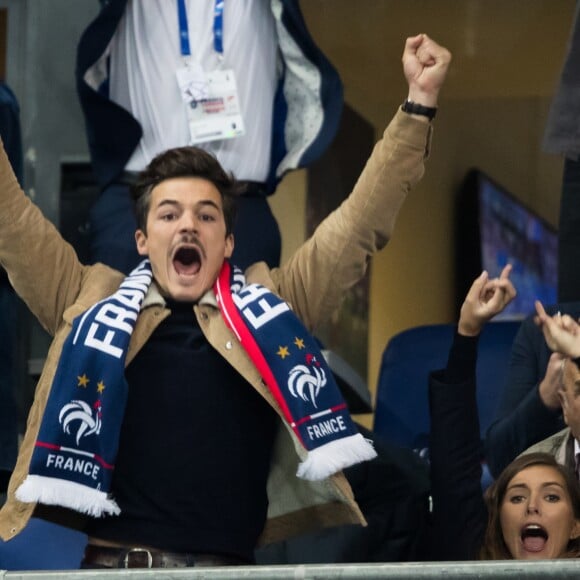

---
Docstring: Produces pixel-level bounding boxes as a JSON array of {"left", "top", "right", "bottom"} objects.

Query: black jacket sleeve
[
  {"left": 484, "top": 308, "right": 569, "bottom": 477},
  {"left": 428, "top": 331, "right": 487, "bottom": 560}
]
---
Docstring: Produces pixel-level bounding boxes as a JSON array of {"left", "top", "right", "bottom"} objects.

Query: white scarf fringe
[
  {"left": 296, "top": 433, "right": 377, "bottom": 480},
  {"left": 16, "top": 475, "right": 120, "bottom": 517}
]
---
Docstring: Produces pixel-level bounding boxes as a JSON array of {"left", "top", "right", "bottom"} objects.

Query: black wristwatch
[{"left": 401, "top": 99, "right": 437, "bottom": 120}]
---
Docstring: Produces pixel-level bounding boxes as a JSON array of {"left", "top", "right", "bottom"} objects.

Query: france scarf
[{"left": 16, "top": 260, "right": 376, "bottom": 516}]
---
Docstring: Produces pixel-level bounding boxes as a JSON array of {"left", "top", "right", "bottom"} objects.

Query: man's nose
[{"left": 179, "top": 213, "right": 198, "bottom": 232}]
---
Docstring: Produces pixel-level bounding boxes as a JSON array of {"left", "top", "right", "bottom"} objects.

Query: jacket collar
[{"left": 142, "top": 281, "right": 218, "bottom": 309}]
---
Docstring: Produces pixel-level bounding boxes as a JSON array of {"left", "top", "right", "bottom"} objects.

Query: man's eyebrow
[
  {"left": 155, "top": 199, "right": 180, "bottom": 209},
  {"left": 196, "top": 200, "right": 221, "bottom": 210},
  {"left": 154, "top": 199, "right": 220, "bottom": 210}
]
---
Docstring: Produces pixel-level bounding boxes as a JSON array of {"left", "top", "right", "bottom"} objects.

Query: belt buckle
[{"left": 123, "top": 547, "right": 153, "bottom": 568}]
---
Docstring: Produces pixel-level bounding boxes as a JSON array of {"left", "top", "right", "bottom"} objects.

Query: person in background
[
  {"left": 0, "top": 80, "right": 23, "bottom": 502},
  {"left": 76, "top": 0, "right": 343, "bottom": 273},
  {"left": 486, "top": 0, "right": 580, "bottom": 475},
  {"left": 429, "top": 266, "right": 580, "bottom": 560},
  {"left": 524, "top": 301, "right": 580, "bottom": 476},
  {"left": 522, "top": 352, "right": 580, "bottom": 480},
  {"left": 485, "top": 303, "right": 580, "bottom": 477},
  {"left": 542, "top": 0, "right": 580, "bottom": 304}
]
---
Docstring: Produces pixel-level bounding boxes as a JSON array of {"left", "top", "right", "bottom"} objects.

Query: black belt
[
  {"left": 82, "top": 544, "right": 248, "bottom": 569},
  {"left": 116, "top": 171, "right": 268, "bottom": 197}
]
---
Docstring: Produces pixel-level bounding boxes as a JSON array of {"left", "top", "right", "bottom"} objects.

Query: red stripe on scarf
[
  {"left": 36, "top": 441, "right": 115, "bottom": 470},
  {"left": 214, "top": 262, "right": 305, "bottom": 446},
  {"left": 292, "top": 403, "right": 349, "bottom": 427}
]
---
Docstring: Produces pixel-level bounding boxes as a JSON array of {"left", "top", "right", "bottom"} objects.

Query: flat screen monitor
[{"left": 456, "top": 169, "right": 558, "bottom": 320}]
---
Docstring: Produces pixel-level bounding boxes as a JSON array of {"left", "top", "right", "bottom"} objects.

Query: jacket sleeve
[
  {"left": 484, "top": 311, "right": 564, "bottom": 477},
  {"left": 428, "top": 368, "right": 487, "bottom": 560},
  {"left": 273, "top": 109, "right": 431, "bottom": 330},
  {"left": 0, "top": 140, "right": 85, "bottom": 335}
]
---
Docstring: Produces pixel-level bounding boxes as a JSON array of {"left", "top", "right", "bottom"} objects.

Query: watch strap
[{"left": 401, "top": 99, "right": 437, "bottom": 120}]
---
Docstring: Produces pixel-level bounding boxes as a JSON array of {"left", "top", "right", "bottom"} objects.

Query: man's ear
[
  {"left": 224, "top": 233, "right": 234, "bottom": 259},
  {"left": 135, "top": 229, "right": 148, "bottom": 256},
  {"left": 559, "top": 391, "right": 572, "bottom": 429}
]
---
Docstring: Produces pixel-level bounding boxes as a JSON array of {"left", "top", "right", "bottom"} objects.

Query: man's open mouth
[
  {"left": 173, "top": 246, "right": 202, "bottom": 276},
  {"left": 521, "top": 524, "right": 548, "bottom": 552}
]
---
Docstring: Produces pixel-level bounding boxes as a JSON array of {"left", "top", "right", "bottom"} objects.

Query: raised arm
[
  {"left": 0, "top": 139, "right": 108, "bottom": 334},
  {"left": 485, "top": 315, "right": 566, "bottom": 478},
  {"left": 275, "top": 35, "right": 451, "bottom": 329},
  {"left": 429, "top": 266, "right": 515, "bottom": 560}
]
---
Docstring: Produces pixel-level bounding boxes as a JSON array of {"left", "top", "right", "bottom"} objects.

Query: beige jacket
[
  {"left": 521, "top": 359, "right": 580, "bottom": 473},
  {"left": 522, "top": 428, "right": 571, "bottom": 467},
  {"left": 0, "top": 109, "right": 431, "bottom": 544}
]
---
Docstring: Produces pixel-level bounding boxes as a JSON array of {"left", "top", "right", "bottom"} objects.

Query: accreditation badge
[
  {"left": 176, "top": 61, "right": 209, "bottom": 103},
  {"left": 177, "top": 66, "right": 245, "bottom": 145}
]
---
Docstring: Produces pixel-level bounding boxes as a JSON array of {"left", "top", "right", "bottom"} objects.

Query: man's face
[
  {"left": 559, "top": 365, "right": 580, "bottom": 439},
  {"left": 135, "top": 176, "right": 234, "bottom": 302}
]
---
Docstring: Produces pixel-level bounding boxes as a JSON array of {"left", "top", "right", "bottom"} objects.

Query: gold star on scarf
[
  {"left": 277, "top": 346, "right": 290, "bottom": 359},
  {"left": 294, "top": 337, "right": 305, "bottom": 349},
  {"left": 77, "top": 374, "right": 90, "bottom": 388},
  {"left": 97, "top": 381, "right": 106, "bottom": 394}
]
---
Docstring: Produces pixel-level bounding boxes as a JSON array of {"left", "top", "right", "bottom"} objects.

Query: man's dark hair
[{"left": 131, "top": 146, "right": 244, "bottom": 236}]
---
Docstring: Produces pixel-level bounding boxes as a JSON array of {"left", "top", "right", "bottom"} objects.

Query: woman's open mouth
[{"left": 520, "top": 524, "right": 548, "bottom": 553}]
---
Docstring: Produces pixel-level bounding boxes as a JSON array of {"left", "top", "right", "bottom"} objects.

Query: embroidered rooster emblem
[
  {"left": 287, "top": 354, "right": 327, "bottom": 408},
  {"left": 58, "top": 400, "right": 102, "bottom": 445}
]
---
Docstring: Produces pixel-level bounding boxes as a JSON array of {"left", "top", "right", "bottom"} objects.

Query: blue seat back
[
  {"left": 373, "top": 321, "right": 521, "bottom": 455},
  {"left": 0, "top": 517, "right": 87, "bottom": 570}
]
